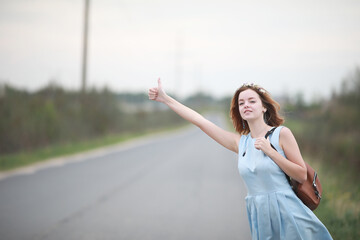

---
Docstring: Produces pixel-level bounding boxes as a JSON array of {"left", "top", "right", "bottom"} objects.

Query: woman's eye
[{"left": 239, "top": 102, "right": 244, "bottom": 106}]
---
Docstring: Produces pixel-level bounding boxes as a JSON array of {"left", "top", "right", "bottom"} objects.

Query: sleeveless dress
[{"left": 238, "top": 126, "right": 333, "bottom": 240}]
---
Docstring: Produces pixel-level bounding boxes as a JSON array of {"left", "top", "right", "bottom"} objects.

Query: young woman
[{"left": 148, "top": 79, "right": 333, "bottom": 240}]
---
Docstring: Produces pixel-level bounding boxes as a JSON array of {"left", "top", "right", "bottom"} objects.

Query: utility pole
[{"left": 81, "top": 0, "right": 90, "bottom": 93}]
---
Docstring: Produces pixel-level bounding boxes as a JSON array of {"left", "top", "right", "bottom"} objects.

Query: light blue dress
[{"left": 238, "top": 126, "right": 333, "bottom": 240}]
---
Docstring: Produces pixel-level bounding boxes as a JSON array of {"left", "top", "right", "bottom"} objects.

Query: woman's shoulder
[
  {"left": 278, "top": 126, "right": 293, "bottom": 137},
  {"left": 278, "top": 126, "right": 298, "bottom": 148}
]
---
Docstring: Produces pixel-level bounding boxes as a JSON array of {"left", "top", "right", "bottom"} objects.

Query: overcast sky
[{"left": 0, "top": 0, "right": 359, "bottom": 100}]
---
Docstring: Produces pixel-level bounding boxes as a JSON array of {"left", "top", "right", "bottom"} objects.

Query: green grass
[
  {"left": 308, "top": 158, "right": 360, "bottom": 239},
  {"left": 0, "top": 126, "right": 187, "bottom": 172},
  {"left": 0, "top": 133, "right": 138, "bottom": 171}
]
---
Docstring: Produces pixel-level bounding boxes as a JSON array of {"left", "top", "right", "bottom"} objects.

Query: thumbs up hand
[{"left": 148, "top": 78, "right": 168, "bottom": 103}]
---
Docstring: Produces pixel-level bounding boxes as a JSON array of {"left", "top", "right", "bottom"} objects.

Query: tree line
[{"left": 0, "top": 84, "right": 186, "bottom": 155}]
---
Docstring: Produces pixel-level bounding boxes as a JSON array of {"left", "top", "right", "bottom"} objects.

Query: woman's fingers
[
  {"left": 149, "top": 94, "right": 157, "bottom": 100},
  {"left": 254, "top": 137, "right": 272, "bottom": 152},
  {"left": 148, "top": 88, "right": 158, "bottom": 100},
  {"left": 149, "top": 88, "right": 158, "bottom": 93}
]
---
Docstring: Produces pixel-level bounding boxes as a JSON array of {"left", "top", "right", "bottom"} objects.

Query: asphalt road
[{"left": 0, "top": 115, "right": 251, "bottom": 240}]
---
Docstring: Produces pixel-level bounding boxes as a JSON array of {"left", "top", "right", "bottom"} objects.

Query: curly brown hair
[{"left": 230, "top": 84, "right": 284, "bottom": 135}]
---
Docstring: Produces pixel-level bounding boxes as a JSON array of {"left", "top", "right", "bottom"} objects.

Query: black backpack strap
[
  {"left": 265, "top": 127, "right": 277, "bottom": 150},
  {"left": 265, "top": 127, "right": 277, "bottom": 139}
]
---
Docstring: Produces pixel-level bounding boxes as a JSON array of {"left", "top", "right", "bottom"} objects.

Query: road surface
[{"left": 0, "top": 114, "right": 251, "bottom": 240}]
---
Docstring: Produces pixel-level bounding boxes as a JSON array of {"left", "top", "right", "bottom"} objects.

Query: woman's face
[{"left": 238, "top": 89, "right": 266, "bottom": 121}]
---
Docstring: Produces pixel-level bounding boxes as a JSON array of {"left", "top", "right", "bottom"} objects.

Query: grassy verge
[
  {"left": 0, "top": 125, "right": 188, "bottom": 172},
  {"left": 308, "top": 158, "right": 360, "bottom": 239}
]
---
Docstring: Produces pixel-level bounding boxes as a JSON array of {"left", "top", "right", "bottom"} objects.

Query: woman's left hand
[{"left": 254, "top": 137, "right": 273, "bottom": 155}]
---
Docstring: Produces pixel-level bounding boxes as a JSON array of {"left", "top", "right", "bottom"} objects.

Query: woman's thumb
[{"left": 157, "top": 78, "right": 162, "bottom": 89}]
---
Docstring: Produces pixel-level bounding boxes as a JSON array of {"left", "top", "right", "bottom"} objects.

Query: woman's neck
[{"left": 248, "top": 119, "right": 271, "bottom": 138}]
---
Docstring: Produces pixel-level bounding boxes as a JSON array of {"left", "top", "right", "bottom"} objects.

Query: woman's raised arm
[{"left": 148, "top": 78, "right": 240, "bottom": 153}]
